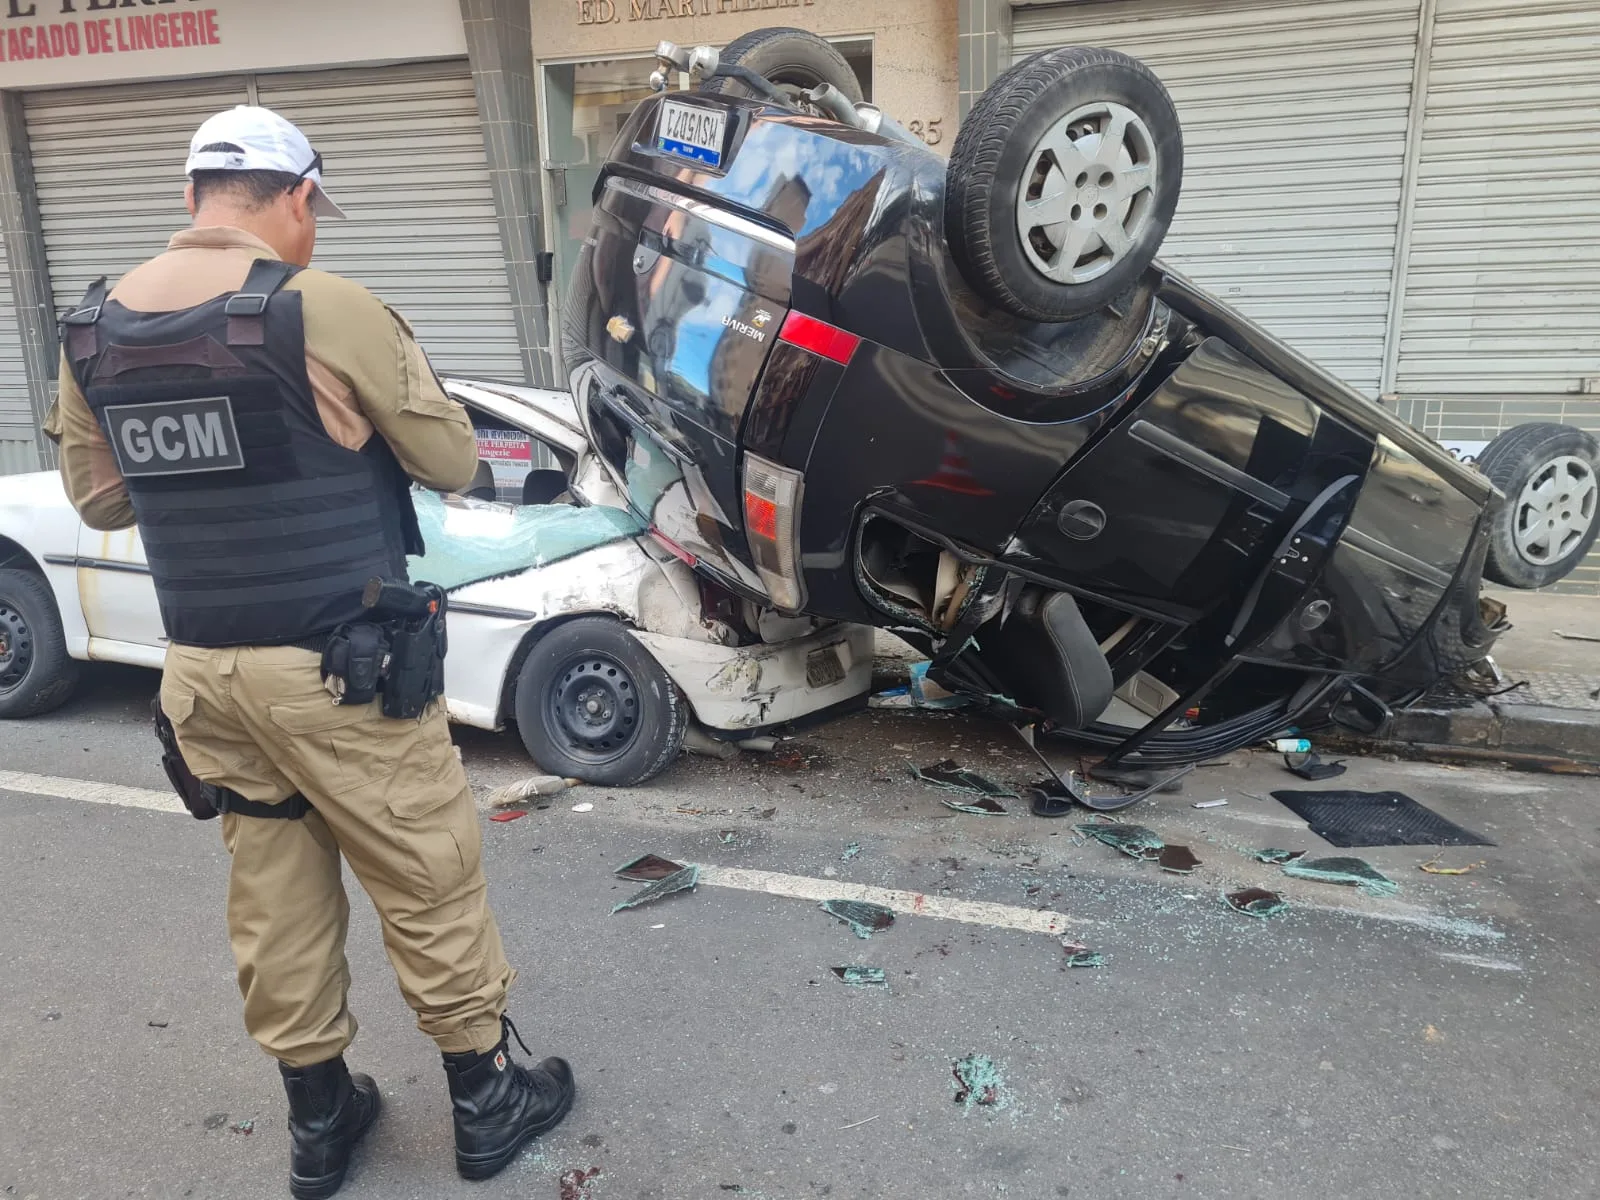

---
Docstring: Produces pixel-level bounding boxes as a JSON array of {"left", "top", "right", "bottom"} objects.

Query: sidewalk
[{"left": 1377, "top": 588, "right": 1600, "bottom": 767}]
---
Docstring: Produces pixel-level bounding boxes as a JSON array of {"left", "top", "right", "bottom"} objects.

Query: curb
[{"left": 1331, "top": 695, "right": 1600, "bottom": 772}]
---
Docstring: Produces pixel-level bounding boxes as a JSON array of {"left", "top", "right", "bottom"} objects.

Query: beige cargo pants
[{"left": 160, "top": 643, "right": 514, "bottom": 1068}]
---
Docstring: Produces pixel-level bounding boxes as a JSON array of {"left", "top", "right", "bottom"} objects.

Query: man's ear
[
  {"left": 291, "top": 179, "right": 316, "bottom": 222},
  {"left": 184, "top": 181, "right": 198, "bottom": 218}
]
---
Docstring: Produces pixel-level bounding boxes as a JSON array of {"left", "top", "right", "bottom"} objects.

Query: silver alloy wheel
[
  {"left": 1015, "top": 100, "right": 1159, "bottom": 285},
  {"left": 1513, "top": 454, "right": 1597, "bottom": 564}
]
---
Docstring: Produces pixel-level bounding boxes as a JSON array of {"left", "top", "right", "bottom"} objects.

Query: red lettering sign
[{"left": 2, "top": 7, "right": 220, "bottom": 62}]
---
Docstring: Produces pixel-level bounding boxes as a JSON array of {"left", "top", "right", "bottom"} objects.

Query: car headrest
[{"left": 522, "top": 469, "right": 569, "bottom": 506}]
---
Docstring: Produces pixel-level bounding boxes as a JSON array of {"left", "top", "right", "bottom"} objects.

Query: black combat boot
[
  {"left": 278, "top": 1055, "right": 383, "bottom": 1200},
  {"left": 442, "top": 1015, "right": 575, "bottom": 1180}
]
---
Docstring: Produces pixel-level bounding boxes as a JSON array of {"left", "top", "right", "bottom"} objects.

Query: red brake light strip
[{"left": 778, "top": 310, "right": 860, "bottom": 366}]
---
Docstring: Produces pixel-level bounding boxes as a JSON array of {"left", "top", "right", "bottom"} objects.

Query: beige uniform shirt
[{"left": 47, "top": 225, "right": 479, "bottom": 531}]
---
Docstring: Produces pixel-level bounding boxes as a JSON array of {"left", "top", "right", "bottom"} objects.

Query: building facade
[{"left": 2, "top": 0, "right": 1597, "bottom": 587}]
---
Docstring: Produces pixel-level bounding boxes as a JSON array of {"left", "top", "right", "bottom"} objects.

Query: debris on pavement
[
  {"left": 1252, "top": 848, "right": 1307, "bottom": 865},
  {"left": 1225, "top": 887, "right": 1290, "bottom": 918},
  {"left": 614, "top": 853, "right": 685, "bottom": 881},
  {"left": 1012, "top": 724, "right": 1192, "bottom": 812},
  {"left": 147, "top": 1019, "right": 169, "bottom": 1028},
  {"left": 486, "top": 774, "right": 580, "bottom": 807},
  {"left": 821, "top": 899, "right": 896, "bottom": 939},
  {"left": 228, "top": 1119, "right": 254, "bottom": 1136},
  {"left": 1024, "top": 779, "right": 1076, "bottom": 818},
  {"left": 559, "top": 1166, "right": 603, "bottom": 1200},
  {"left": 571, "top": 802, "right": 595, "bottom": 813},
  {"left": 870, "top": 661, "right": 973, "bottom": 710},
  {"left": 1283, "top": 751, "right": 1347, "bottom": 781},
  {"left": 1158, "top": 845, "right": 1202, "bottom": 874},
  {"left": 1419, "top": 858, "right": 1487, "bottom": 876},
  {"left": 1270, "top": 789, "right": 1491, "bottom": 848},
  {"left": 838, "top": 1115, "right": 881, "bottom": 1131},
  {"left": 1272, "top": 738, "right": 1312, "bottom": 754},
  {"left": 611, "top": 866, "right": 700, "bottom": 914},
  {"left": 1192, "top": 798, "right": 1229, "bottom": 809},
  {"left": 1282, "top": 856, "right": 1399, "bottom": 897},
  {"left": 1554, "top": 629, "right": 1600, "bottom": 643},
  {"left": 488, "top": 810, "right": 527, "bottom": 823},
  {"left": 939, "top": 794, "right": 1010, "bottom": 815},
  {"left": 830, "top": 966, "right": 889, "bottom": 988},
  {"left": 1059, "top": 939, "right": 1105, "bottom": 968},
  {"left": 911, "top": 759, "right": 1018, "bottom": 799},
  {"left": 1075, "top": 822, "right": 1165, "bottom": 860},
  {"left": 841, "top": 842, "right": 863, "bottom": 862},
  {"left": 1087, "top": 762, "right": 1187, "bottom": 793},
  {"left": 718, "top": 830, "right": 738, "bottom": 845},
  {"left": 952, "top": 1055, "right": 1006, "bottom": 1110}
]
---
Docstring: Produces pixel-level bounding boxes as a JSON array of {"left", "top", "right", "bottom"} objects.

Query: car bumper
[{"left": 630, "top": 623, "right": 875, "bottom": 731}]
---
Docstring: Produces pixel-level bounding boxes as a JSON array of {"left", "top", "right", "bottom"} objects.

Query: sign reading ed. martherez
[
  {"left": 0, "top": 0, "right": 465, "bottom": 88},
  {"left": 578, "top": 0, "right": 813, "bottom": 23}
]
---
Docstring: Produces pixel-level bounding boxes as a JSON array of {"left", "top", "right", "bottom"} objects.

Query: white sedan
[{"left": 0, "top": 379, "right": 872, "bottom": 785}]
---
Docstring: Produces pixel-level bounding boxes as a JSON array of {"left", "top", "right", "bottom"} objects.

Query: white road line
[
  {"left": 0, "top": 770, "right": 185, "bottom": 814},
  {"left": 692, "top": 864, "right": 1088, "bottom": 935}
]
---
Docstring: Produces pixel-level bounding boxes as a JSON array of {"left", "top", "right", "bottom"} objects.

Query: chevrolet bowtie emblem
[{"left": 606, "top": 315, "right": 635, "bottom": 344}]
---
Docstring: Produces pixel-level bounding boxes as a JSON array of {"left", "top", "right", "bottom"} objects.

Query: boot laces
[
  {"left": 500, "top": 1015, "right": 558, "bottom": 1103},
  {"left": 501, "top": 1014, "right": 533, "bottom": 1057}
]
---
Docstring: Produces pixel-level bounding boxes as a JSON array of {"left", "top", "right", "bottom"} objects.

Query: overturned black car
[{"left": 562, "top": 29, "right": 1600, "bottom": 765}]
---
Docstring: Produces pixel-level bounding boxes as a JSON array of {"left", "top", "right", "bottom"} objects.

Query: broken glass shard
[
  {"left": 830, "top": 966, "right": 888, "bottom": 988},
  {"left": 1282, "top": 856, "right": 1399, "bottom": 897},
  {"left": 952, "top": 1055, "right": 1005, "bottom": 1109},
  {"left": 821, "top": 899, "right": 895, "bottom": 939},
  {"left": 1075, "top": 822, "right": 1165, "bottom": 860},
  {"left": 718, "top": 830, "right": 737, "bottom": 845},
  {"left": 611, "top": 865, "right": 699, "bottom": 913},
  {"left": 1252, "top": 848, "right": 1307, "bottom": 865},
  {"left": 614, "top": 853, "right": 686, "bottom": 881},
  {"left": 1158, "top": 845, "right": 1201, "bottom": 874},
  {"left": 1063, "top": 950, "right": 1105, "bottom": 968},
  {"left": 1225, "top": 887, "right": 1290, "bottom": 918},
  {"left": 939, "top": 795, "right": 1009, "bottom": 815},
  {"left": 841, "top": 842, "right": 862, "bottom": 862},
  {"left": 911, "top": 759, "right": 1019, "bottom": 799}
]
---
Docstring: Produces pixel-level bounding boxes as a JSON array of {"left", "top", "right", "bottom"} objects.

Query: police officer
[{"left": 48, "top": 106, "right": 574, "bottom": 1197}]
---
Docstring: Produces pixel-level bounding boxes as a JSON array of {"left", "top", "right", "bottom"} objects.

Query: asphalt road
[{"left": 4, "top": 662, "right": 1600, "bottom": 1200}]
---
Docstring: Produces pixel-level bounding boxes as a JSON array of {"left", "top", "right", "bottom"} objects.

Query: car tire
[
  {"left": 513, "top": 616, "right": 687, "bottom": 786},
  {"left": 1475, "top": 422, "right": 1600, "bottom": 589},
  {"left": 945, "top": 46, "right": 1183, "bottom": 323},
  {"left": 0, "top": 567, "right": 79, "bottom": 720},
  {"left": 701, "top": 27, "right": 864, "bottom": 105}
]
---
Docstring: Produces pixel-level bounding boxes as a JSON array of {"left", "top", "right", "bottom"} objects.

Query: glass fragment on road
[
  {"left": 1158, "top": 845, "right": 1201, "bottom": 874},
  {"left": 952, "top": 1054, "right": 1006, "bottom": 1110},
  {"left": 1225, "top": 887, "right": 1290, "bottom": 918},
  {"left": 1252, "top": 848, "right": 1307, "bottom": 865},
  {"left": 830, "top": 966, "right": 889, "bottom": 988},
  {"left": 614, "top": 853, "right": 686, "bottom": 881},
  {"left": 841, "top": 842, "right": 863, "bottom": 862},
  {"left": 1075, "top": 822, "right": 1165, "bottom": 860},
  {"left": 939, "top": 794, "right": 1009, "bottom": 815},
  {"left": 1282, "top": 856, "right": 1399, "bottom": 897},
  {"left": 1063, "top": 948, "right": 1105, "bottom": 968},
  {"left": 611, "top": 865, "right": 700, "bottom": 913},
  {"left": 911, "top": 759, "right": 1019, "bottom": 799},
  {"left": 821, "top": 899, "right": 896, "bottom": 939}
]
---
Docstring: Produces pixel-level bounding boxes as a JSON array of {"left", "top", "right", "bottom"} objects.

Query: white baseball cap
[{"left": 186, "top": 105, "right": 346, "bottom": 219}]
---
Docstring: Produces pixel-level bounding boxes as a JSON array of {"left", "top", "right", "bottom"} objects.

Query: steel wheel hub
[
  {"left": 1514, "top": 455, "right": 1597, "bottom": 564},
  {"left": 1016, "top": 100, "right": 1159, "bottom": 285},
  {"left": 550, "top": 655, "right": 639, "bottom": 760},
  {"left": 0, "top": 601, "right": 32, "bottom": 694}
]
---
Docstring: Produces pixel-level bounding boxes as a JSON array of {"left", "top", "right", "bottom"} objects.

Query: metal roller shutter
[
  {"left": 1011, "top": 0, "right": 1421, "bottom": 394},
  {"left": 1396, "top": 0, "right": 1600, "bottom": 432},
  {"left": 257, "top": 62, "right": 524, "bottom": 381},
  {"left": 0, "top": 235, "right": 35, "bottom": 475},
  {"left": 25, "top": 78, "right": 251, "bottom": 323}
]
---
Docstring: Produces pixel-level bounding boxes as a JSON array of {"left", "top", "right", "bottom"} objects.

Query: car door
[{"left": 73, "top": 522, "right": 166, "bottom": 656}]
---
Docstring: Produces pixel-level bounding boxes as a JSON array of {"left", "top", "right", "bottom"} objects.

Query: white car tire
[
  {"left": 513, "top": 616, "right": 687, "bottom": 786},
  {"left": 0, "top": 568, "right": 79, "bottom": 719}
]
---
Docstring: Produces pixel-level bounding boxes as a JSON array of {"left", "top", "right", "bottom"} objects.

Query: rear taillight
[
  {"left": 777, "top": 311, "right": 859, "bottom": 365},
  {"left": 742, "top": 452, "right": 805, "bottom": 612}
]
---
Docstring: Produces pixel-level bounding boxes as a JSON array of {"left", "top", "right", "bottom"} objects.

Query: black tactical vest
[{"left": 63, "top": 259, "right": 423, "bottom": 649}]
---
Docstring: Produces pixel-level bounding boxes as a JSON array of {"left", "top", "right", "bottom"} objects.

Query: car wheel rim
[
  {"left": 547, "top": 653, "right": 641, "bottom": 764},
  {"left": 1513, "top": 455, "right": 1597, "bottom": 564},
  {"left": 0, "top": 601, "right": 33, "bottom": 695},
  {"left": 1016, "top": 100, "right": 1159, "bottom": 287}
]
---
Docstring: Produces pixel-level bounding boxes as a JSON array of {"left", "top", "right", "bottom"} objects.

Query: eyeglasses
[{"left": 287, "top": 150, "right": 322, "bottom": 193}]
